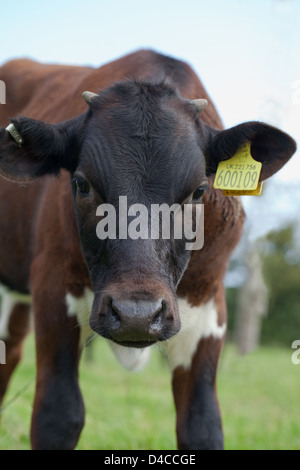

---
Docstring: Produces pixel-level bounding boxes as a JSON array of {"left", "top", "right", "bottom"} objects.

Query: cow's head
[{"left": 0, "top": 80, "right": 296, "bottom": 347}]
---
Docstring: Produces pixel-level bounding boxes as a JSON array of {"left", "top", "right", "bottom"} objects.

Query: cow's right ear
[
  {"left": 205, "top": 121, "right": 297, "bottom": 182},
  {"left": 0, "top": 116, "right": 80, "bottom": 182}
]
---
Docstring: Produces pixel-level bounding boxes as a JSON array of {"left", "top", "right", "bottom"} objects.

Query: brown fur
[
  {"left": 0, "top": 50, "right": 245, "bottom": 450},
  {"left": 0, "top": 49, "right": 291, "bottom": 450}
]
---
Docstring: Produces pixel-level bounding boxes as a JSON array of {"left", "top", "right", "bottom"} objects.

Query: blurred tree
[
  {"left": 227, "top": 222, "right": 300, "bottom": 349},
  {"left": 258, "top": 224, "right": 300, "bottom": 347},
  {"left": 234, "top": 248, "right": 268, "bottom": 354}
]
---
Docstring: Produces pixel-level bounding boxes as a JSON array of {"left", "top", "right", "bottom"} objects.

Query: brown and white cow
[{"left": 0, "top": 50, "right": 296, "bottom": 449}]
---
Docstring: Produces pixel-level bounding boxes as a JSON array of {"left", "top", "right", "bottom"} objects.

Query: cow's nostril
[
  {"left": 150, "top": 300, "right": 167, "bottom": 331},
  {"left": 111, "top": 309, "right": 121, "bottom": 329},
  {"left": 107, "top": 298, "right": 122, "bottom": 330},
  {"left": 150, "top": 310, "right": 162, "bottom": 330}
]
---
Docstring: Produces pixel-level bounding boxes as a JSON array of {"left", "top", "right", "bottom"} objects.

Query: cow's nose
[
  {"left": 109, "top": 298, "right": 164, "bottom": 344},
  {"left": 98, "top": 297, "right": 180, "bottom": 347},
  {"left": 112, "top": 298, "right": 163, "bottom": 322}
]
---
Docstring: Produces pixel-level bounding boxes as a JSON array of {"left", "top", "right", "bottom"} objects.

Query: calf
[{"left": 0, "top": 50, "right": 296, "bottom": 449}]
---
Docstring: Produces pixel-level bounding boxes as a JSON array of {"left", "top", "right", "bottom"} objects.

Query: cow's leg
[
  {"left": 30, "top": 262, "right": 85, "bottom": 450},
  {"left": 0, "top": 289, "right": 31, "bottom": 404},
  {"left": 172, "top": 336, "right": 224, "bottom": 450},
  {"left": 0, "top": 302, "right": 31, "bottom": 404},
  {"left": 162, "top": 293, "right": 226, "bottom": 450}
]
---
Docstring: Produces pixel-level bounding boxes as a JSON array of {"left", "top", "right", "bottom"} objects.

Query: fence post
[
  {"left": 0, "top": 80, "right": 6, "bottom": 104},
  {"left": 0, "top": 340, "right": 6, "bottom": 364}
]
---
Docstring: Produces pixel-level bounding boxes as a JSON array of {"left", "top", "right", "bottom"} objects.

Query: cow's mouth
[{"left": 112, "top": 339, "right": 157, "bottom": 349}]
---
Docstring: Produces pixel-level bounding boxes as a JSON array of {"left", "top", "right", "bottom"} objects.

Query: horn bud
[
  {"left": 191, "top": 98, "right": 208, "bottom": 113},
  {"left": 82, "top": 91, "right": 99, "bottom": 104}
]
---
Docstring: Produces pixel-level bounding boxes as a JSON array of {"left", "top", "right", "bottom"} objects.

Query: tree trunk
[{"left": 234, "top": 248, "right": 268, "bottom": 354}]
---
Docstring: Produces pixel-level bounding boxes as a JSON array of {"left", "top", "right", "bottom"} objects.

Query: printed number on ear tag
[
  {"left": 222, "top": 182, "right": 263, "bottom": 196},
  {"left": 213, "top": 142, "right": 263, "bottom": 196}
]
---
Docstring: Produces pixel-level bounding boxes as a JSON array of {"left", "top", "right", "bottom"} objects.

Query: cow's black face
[
  {"left": 71, "top": 81, "right": 209, "bottom": 346},
  {"left": 0, "top": 79, "right": 295, "bottom": 346}
]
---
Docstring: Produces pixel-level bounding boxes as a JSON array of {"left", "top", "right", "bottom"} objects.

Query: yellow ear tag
[{"left": 213, "top": 142, "right": 263, "bottom": 196}]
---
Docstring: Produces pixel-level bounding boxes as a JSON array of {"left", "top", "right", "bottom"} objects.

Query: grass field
[{"left": 0, "top": 333, "right": 300, "bottom": 450}]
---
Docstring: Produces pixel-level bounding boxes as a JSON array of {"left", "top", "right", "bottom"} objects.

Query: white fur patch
[
  {"left": 65, "top": 288, "right": 151, "bottom": 371},
  {"left": 65, "top": 287, "right": 94, "bottom": 347},
  {"left": 0, "top": 283, "right": 31, "bottom": 340},
  {"left": 108, "top": 340, "right": 151, "bottom": 372},
  {"left": 161, "top": 297, "right": 226, "bottom": 371}
]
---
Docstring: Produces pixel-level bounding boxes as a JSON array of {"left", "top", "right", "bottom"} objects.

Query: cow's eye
[
  {"left": 192, "top": 186, "right": 207, "bottom": 202},
  {"left": 75, "top": 177, "right": 90, "bottom": 196}
]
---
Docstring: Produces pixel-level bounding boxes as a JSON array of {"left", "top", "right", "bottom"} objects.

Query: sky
[
  {"left": 0, "top": 0, "right": 299, "bottom": 173},
  {"left": 0, "top": 0, "right": 299, "bottom": 239}
]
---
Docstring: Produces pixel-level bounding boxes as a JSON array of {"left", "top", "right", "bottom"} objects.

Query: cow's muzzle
[{"left": 90, "top": 293, "right": 180, "bottom": 347}]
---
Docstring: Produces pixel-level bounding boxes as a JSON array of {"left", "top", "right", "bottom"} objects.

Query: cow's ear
[
  {"left": 0, "top": 116, "right": 79, "bottom": 182},
  {"left": 207, "top": 121, "right": 297, "bottom": 181}
]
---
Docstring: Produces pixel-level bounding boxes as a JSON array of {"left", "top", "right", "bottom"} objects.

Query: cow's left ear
[
  {"left": 206, "top": 121, "right": 297, "bottom": 181},
  {"left": 0, "top": 116, "right": 80, "bottom": 182}
]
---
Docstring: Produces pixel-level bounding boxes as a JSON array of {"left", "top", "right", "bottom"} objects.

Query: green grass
[{"left": 0, "top": 334, "right": 300, "bottom": 450}]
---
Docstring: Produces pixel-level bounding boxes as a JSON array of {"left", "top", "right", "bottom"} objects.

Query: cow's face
[
  {"left": 0, "top": 80, "right": 296, "bottom": 347},
  {"left": 71, "top": 82, "right": 209, "bottom": 346}
]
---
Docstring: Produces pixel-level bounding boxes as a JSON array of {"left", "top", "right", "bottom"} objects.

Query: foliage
[
  {"left": 227, "top": 223, "right": 300, "bottom": 348},
  {"left": 258, "top": 224, "right": 300, "bottom": 346}
]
